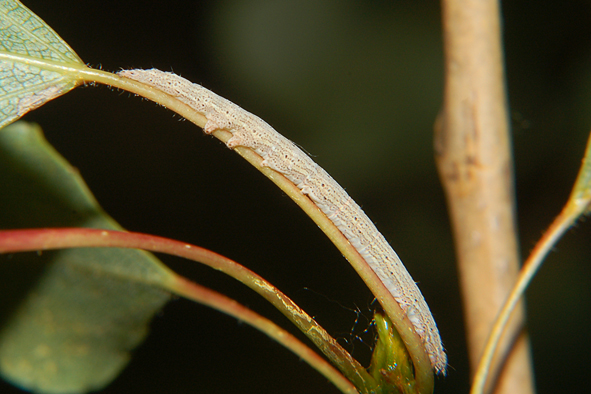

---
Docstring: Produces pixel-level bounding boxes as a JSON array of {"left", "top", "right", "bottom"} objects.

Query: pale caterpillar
[{"left": 118, "top": 68, "right": 447, "bottom": 374}]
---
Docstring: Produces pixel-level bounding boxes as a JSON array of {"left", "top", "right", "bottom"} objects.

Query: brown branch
[{"left": 436, "top": 1, "right": 535, "bottom": 393}]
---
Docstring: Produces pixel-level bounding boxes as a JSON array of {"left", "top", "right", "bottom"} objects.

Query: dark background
[{"left": 3, "top": 0, "right": 591, "bottom": 393}]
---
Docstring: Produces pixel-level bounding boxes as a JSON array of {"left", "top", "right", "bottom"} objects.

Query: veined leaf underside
[{"left": 0, "top": 0, "right": 84, "bottom": 129}]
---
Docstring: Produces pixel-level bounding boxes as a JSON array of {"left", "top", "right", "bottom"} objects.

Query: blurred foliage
[{"left": 0, "top": 122, "right": 172, "bottom": 393}]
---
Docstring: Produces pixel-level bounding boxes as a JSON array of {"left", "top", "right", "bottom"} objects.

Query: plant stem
[
  {"left": 472, "top": 131, "right": 591, "bottom": 393},
  {"left": 172, "top": 276, "right": 360, "bottom": 394},
  {"left": 0, "top": 228, "right": 364, "bottom": 394},
  {"left": 436, "top": 0, "right": 534, "bottom": 393},
  {"left": 470, "top": 205, "right": 572, "bottom": 394}
]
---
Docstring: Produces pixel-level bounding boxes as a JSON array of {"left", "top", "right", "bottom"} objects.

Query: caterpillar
[{"left": 118, "top": 68, "right": 447, "bottom": 374}]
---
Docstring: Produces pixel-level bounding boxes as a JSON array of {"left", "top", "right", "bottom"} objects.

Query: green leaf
[
  {"left": 0, "top": 0, "right": 84, "bottom": 129},
  {"left": 0, "top": 121, "right": 173, "bottom": 393}
]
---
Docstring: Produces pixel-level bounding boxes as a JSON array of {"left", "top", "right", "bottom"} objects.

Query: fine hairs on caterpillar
[{"left": 118, "top": 68, "right": 447, "bottom": 374}]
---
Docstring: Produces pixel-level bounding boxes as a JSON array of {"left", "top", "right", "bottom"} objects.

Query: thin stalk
[
  {"left": 470, "top": 207, "right": 574, "bottom": 394},
  {"left": 173, "top": 277, "right": 360, "bottom": 394},
  {"left": 472, "top": 131, "right": 591, "bottom": 393},
  {"left": 0, "top": 228, "right": 369, "bottom": 393}
]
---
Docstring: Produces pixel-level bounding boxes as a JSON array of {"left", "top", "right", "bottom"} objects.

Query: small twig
[
  {"left": 0, "top": 228, "right": 362, "bottom": 394},
  {"left": 472, "top": 130, "right": 591, "bottom": 393}
]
